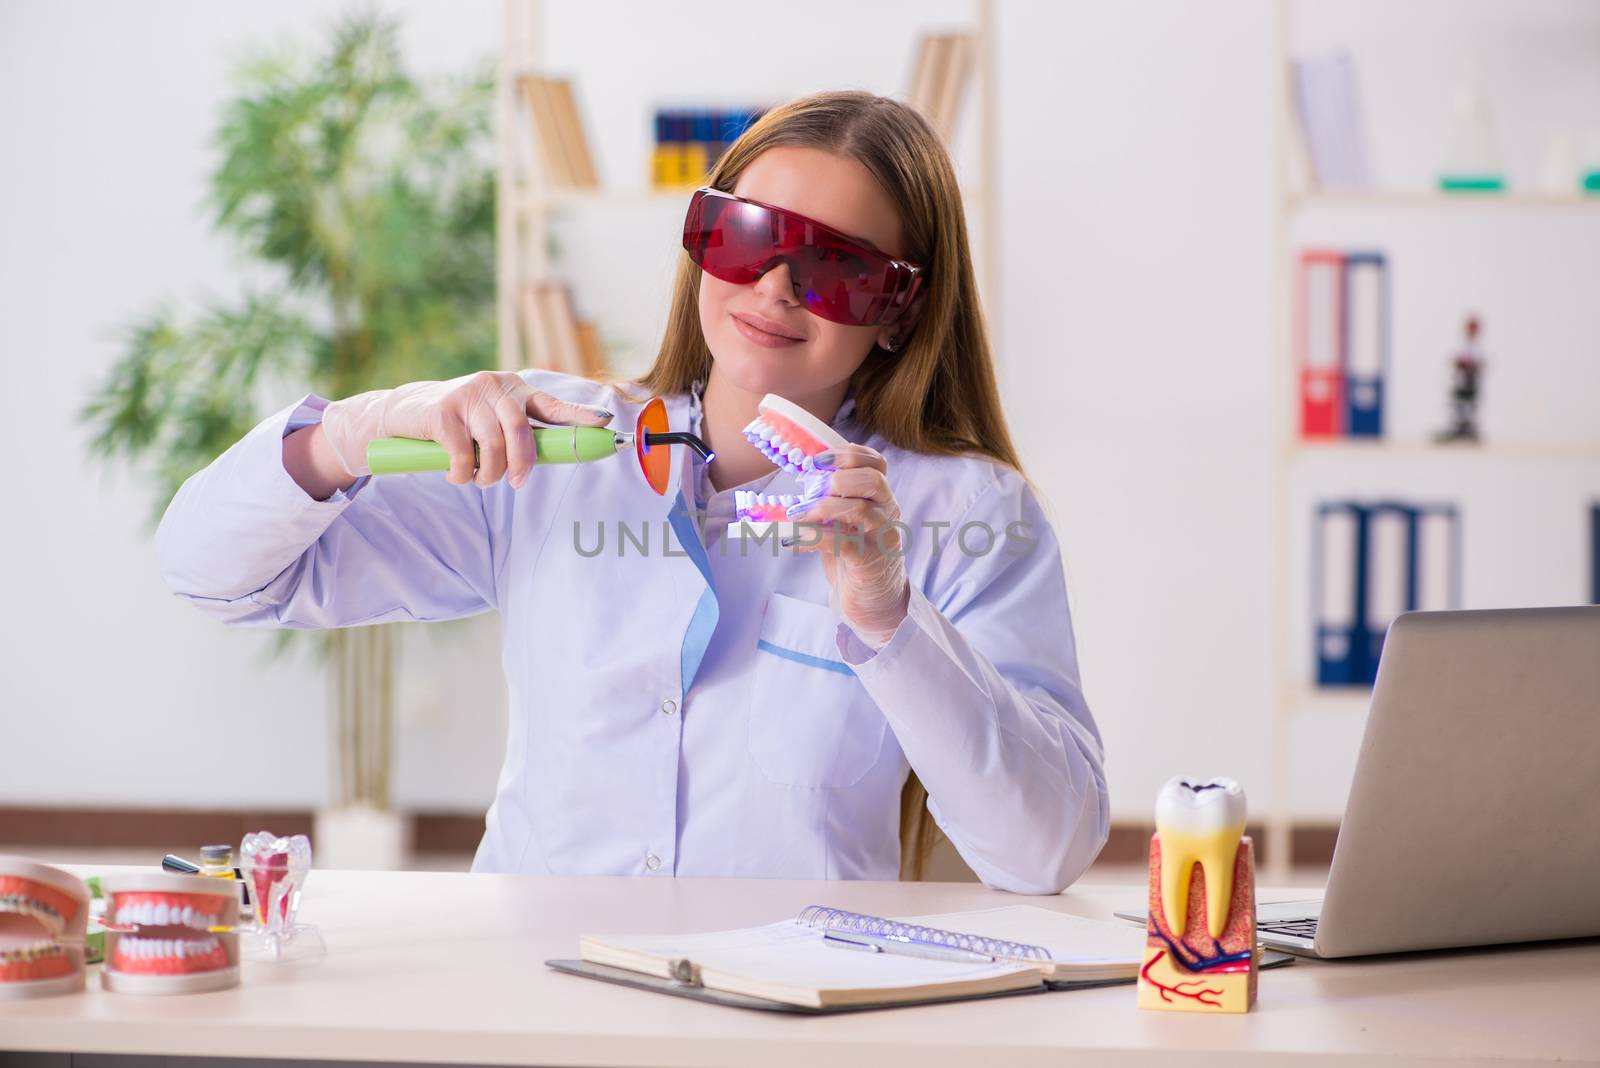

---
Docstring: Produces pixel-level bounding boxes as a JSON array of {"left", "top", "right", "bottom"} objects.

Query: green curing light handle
[{"left": 367, "top": 427, "right": 624, "bottom": 475}]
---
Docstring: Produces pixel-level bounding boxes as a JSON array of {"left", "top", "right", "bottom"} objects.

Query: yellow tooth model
[{"left": 1136, "top": 777, "right": 1258, "bottom": 1014}]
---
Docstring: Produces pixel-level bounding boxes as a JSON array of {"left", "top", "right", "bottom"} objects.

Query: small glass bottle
[{"left": 198, "top": 844, "right": 237, "bottom": 881}]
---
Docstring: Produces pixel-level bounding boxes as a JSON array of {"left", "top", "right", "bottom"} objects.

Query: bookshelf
[
  {"left": 1266, "top": 0, "right": 1600, "bottom": 883},
  {"left": 493, "top": 0, "right": 998, "bottom": 376},
  {"left": 1291, "top": 190, "right": 1600, "bottom": 211},
  {"left": 1290, "top": 440, "right": 1600, "bottom": 463}
]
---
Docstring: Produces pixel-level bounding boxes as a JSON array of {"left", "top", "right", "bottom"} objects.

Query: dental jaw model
[
  {"left": 101, "top": 873, "right": 240, "bottom": 994},
  {"left": 0, "top": 857, "right": 90, "bottom": 1000},
  {"left": 239, "top": 830, "right": 321, "bottom": 961},
  {"left": 1136, "top": 777, "right": 1258, "bottom": 1013},
  {"left": 730, "top": 394, "right": 848, "bottom": 540}
]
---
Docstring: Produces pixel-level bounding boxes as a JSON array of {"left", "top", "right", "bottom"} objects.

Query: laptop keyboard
[{"left": 1260, "top": 919, "right": 1319, "bottom": 940}]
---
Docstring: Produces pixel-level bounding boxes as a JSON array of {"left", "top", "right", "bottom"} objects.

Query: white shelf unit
[
  {"left": 1292, "top": 190, "right": 1600, "bottom": 211},
  {"left": 1290, "top": 440, "right": 1600, "bottom": 462},
  {"left": 1266, "top": 0, "right": 1600, "bottom": 883},
  {"left": 493, "top": 0, "right": 999, "bottom": 374}
]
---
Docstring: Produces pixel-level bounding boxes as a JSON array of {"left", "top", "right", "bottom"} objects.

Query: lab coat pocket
[{"left": 748, "top": 592, "right": 888, "bottom": 788}]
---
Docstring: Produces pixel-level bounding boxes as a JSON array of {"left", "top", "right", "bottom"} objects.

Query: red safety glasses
[{"left": 682, "top": 187, "right": 924, "bottom": 328}]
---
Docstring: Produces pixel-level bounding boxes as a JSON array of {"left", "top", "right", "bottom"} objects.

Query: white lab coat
[{"left": 156, "top": 371, "right": 1108, "bottom": 892}]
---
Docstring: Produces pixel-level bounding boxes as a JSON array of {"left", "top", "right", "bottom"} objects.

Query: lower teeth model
[
  {"left": 1136, "top": 777, "right": 1259, "bottom": 1014},
  {"left": 729, "top": 394, "right": 849, "bottom": 540},
  {"left": 0, "top": 857, "right": 90, "bottom": 1000},
  {"left": 101, "top": 874, "right": 240, "bottom": 994}
]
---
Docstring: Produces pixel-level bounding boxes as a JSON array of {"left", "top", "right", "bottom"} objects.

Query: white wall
[
  {"left": 0, "top": 0, "right": 506, "bottom": 810},
  {"left": 997, "top": 0, "right": 1281, "bottom": 820},
  {"left": 3, "top": 0, "right": 1596, "bottom": 831}
]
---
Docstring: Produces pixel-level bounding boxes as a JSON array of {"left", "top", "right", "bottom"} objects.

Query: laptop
[{"left": 1116, "top": 606, "right": 1600, "bottom": 958}]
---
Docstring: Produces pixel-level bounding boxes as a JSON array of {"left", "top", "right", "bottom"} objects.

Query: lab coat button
[
  {"left": 660, "top": 698, "right": 678, "bottom": 716},
  {"left": 645, "top": 853, "right": 662, "bottom": 871}
]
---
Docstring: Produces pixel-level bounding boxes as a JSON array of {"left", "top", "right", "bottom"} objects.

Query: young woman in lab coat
[{"left": 157, "top": 91, "right": 1108, "bottom": 894}]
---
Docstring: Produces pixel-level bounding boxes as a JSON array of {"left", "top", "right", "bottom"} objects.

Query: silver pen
[{"left": 822, "top": 930, "right": 998, "bottom": 965}]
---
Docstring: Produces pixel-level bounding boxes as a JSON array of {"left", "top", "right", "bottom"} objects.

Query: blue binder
[
  {"left": 1591, "top": 505, "right": 1599, "bottom": 605},
  {"left": 1361, "top": 502, "right": 1416, "bottom": 678},
  {"left": 1342, "top": 252, "right": 1388, "bottom": 438},
  {"left": 1315, "top": 500, "right": 1459, "bottom": 687},
  {"left": 1314, "top": 502, "right": 1365, "bottom": 685}
]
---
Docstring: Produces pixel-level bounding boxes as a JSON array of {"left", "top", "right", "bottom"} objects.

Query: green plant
[
  {"left": 84, "top": 11, "right": 495, "bottom": 513},
  {"left": 82, "top": 12, "right": 496, "bottom": 813}
]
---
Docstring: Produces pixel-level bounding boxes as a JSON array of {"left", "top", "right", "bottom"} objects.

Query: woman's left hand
[{"left": 782, "top": 444, "right": 910, "bottom": 648}]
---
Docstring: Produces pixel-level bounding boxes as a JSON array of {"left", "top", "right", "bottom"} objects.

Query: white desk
[{"left": 1, "top": 866, "right": 1596, "bottom": 1066}]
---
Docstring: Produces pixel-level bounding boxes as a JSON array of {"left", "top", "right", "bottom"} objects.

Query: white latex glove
[
  {"left": 782, "top": 444, "right": 911, "bottom": 649},
  {"left": 320, "top": 370, "right": 613, "bottom": 488}
]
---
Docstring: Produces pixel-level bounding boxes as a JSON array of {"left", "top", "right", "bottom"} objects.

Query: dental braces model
[
  {"left": 0, "top": 856, "right": 91, "bottom": 1000},
  {"left": 100, "top": 873, "right": 241, "bottom": 995},
  {"left": 728, "top": 394, "right": 848, "bottom": 541},
  {"left": 1135, "top": 777, "right": 1258, "bottom": 1014}
]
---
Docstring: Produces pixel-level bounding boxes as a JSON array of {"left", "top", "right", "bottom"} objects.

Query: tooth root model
[
  {"left": 1136, "top": 777, "right": 1258, "bottom": 1014},
  {"left": 729, "top": 394, "right": 849, "bottom": 541},
  {"left": 240, "top": 830, "right": 312, "bottom": 940}
]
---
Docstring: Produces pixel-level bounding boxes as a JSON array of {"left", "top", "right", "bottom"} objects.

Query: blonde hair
[{"left": 626, "top": 90, "right": 1023, "bottom": 879}]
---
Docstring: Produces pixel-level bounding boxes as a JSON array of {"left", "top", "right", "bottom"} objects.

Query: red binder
[{"left": 1297, "top": 250, "right": 1346, "bottom": 438}]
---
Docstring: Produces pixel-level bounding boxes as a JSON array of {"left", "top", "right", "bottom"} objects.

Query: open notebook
[{"left": 551, "top": 904, "right": 1148, "bottom": 1012}]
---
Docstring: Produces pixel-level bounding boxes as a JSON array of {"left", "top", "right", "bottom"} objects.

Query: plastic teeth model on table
[
  {"left": 239, "top": 830, "right": 321, "bottom": 961},
  {"left": 0, "top": 856, "right": 91, "bottom": 1000},
  {"left": 729, "top": 394, "right": 849, "bottom": 541},
  {"left": 100, "top": 872, "right": 241, "bottom": 995}
]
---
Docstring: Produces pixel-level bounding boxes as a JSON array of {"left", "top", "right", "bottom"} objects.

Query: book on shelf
[
  {"left": 574, "top": 320, "right": 606, "bottom": 377},
  {"left": 539, "top": 284, "right": 585, "bottom": 375},
  {"left": 907, "top": 31, "right": 974, "bottom": 141},
  {"left": 651, "top": 108, "right": 764, "bottom": 188},
  {"left": 520, "top": 282, "right": 603, "bottom": 377},
  {"left": 518, "top": 285, "right": 552, "bottom": 370},
  {"left": 517, "top": 76, "right": 568, "bottom": 186},
  {"left": 548, "top": 78, "right": 599, "bottom": 187},
  {"left": 908, "top": 34, "right": 946, "bottom": 119},
  {"left": 1291, "top": 51, "right": 1373, "bottom": 191},
  {"left": 517, "top": 75, "right": 599, "bottom": 190}
]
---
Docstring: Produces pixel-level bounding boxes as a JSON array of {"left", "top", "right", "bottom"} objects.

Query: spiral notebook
[{"left": 550, "top": 904, "right": 1149, "bottom": 1012}]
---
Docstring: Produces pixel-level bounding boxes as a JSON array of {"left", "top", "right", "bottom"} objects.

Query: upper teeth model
[
  {"left": 729, "top": 394, "right": 848, "bottom": 539},
  {"left": 1154, "top": 777, "right": 1247, "bottom": 940},
  {"left": 741, "top": 393, "right": 848, "bottom": 478}
]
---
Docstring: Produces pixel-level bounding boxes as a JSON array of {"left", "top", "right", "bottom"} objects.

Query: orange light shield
[{"left": 635, "top": 397, "right": 672, "bottom": 497}]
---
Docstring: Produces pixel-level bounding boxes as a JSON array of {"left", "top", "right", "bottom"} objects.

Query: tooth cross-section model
[{"left": 1136, "top": 777, "right": 1258, "bottom": 1013}]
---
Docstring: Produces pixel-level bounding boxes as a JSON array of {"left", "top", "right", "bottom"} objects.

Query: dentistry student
[{"left": 157, "top": 90, "right": 1108, "bottom": 894}]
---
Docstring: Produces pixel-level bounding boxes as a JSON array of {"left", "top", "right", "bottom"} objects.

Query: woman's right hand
[{"left": 318, "top": 371, "right": 614, "bottom": 489}]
